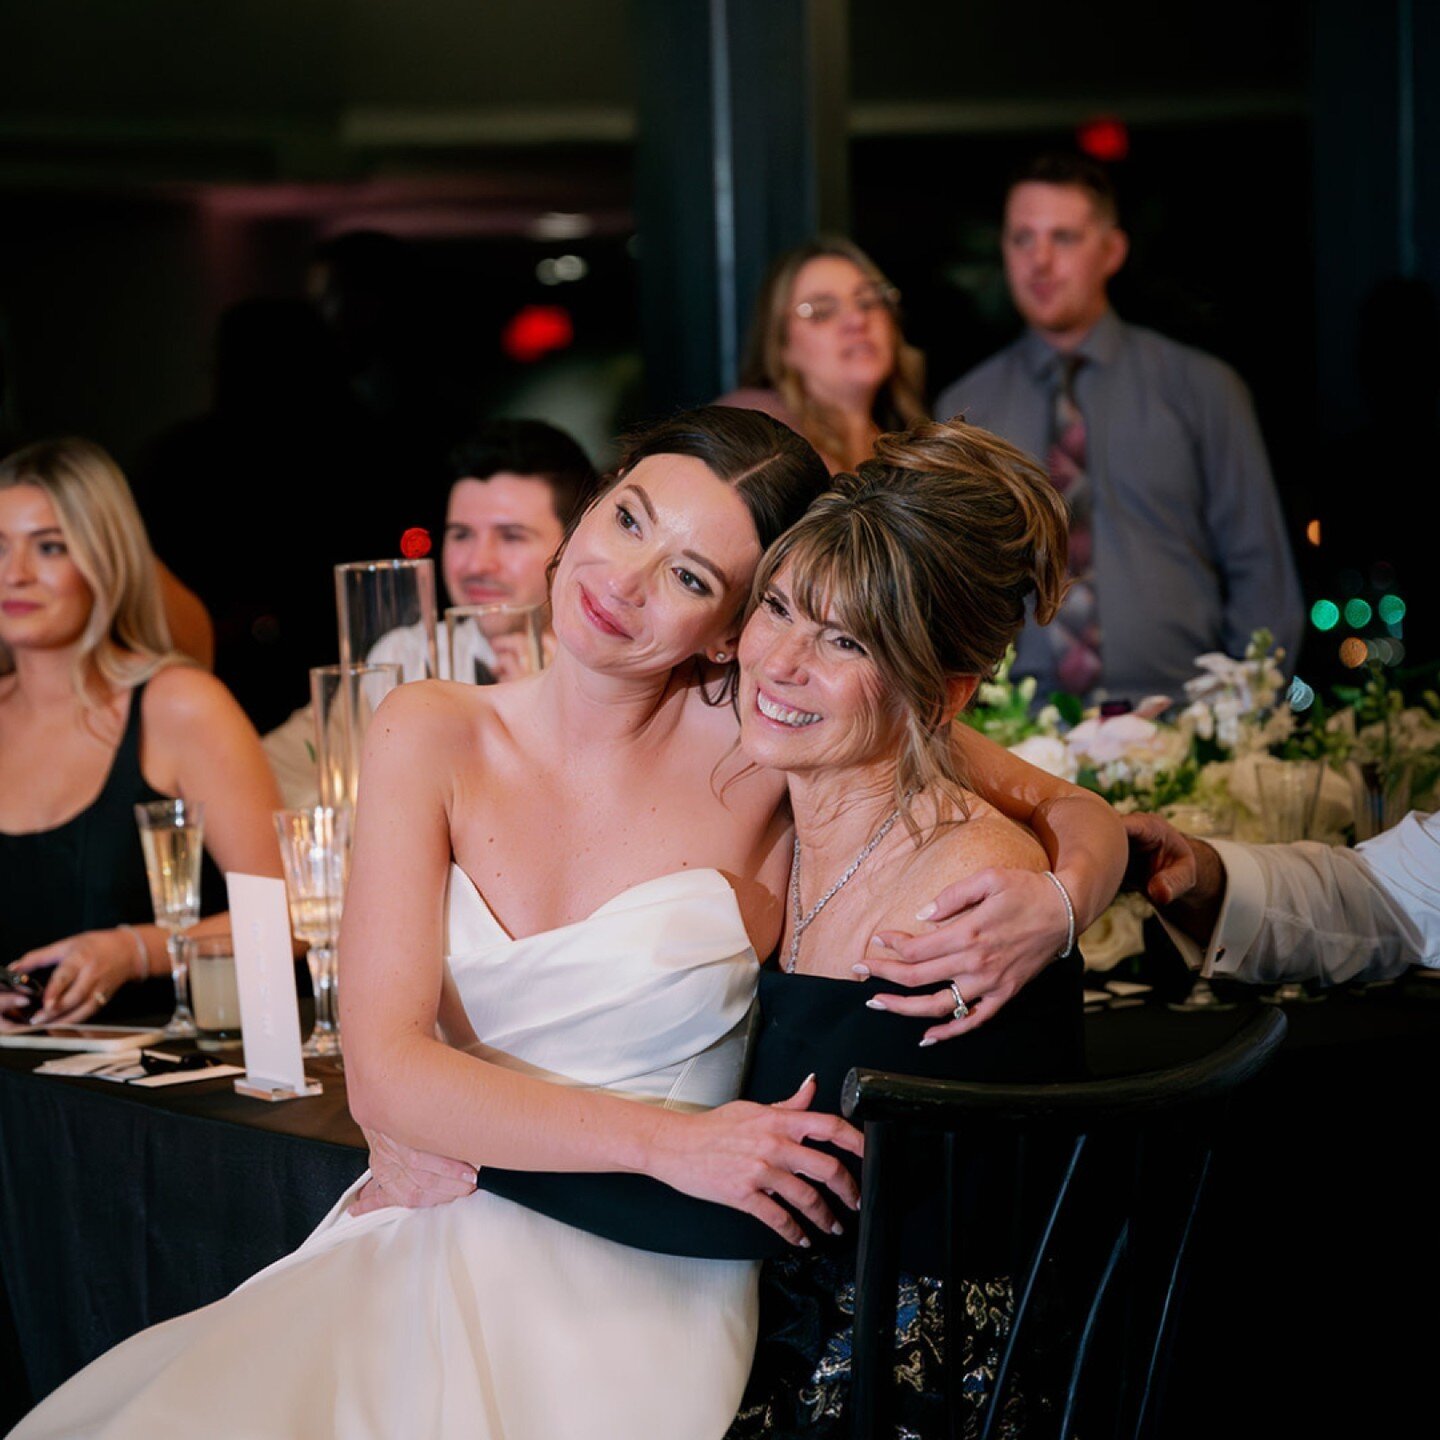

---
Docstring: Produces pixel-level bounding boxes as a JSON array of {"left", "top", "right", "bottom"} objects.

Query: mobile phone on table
[{"left": 0, "top": 964, "right": 58, "bottom": 1019}]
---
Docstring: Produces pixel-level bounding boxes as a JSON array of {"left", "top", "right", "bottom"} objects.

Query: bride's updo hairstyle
[
  {"left": 749, "top": 418, "right": 1069, "bottom": 835},
  {"left": 0, "top": 437, "right": 179, "bottom": 702}
]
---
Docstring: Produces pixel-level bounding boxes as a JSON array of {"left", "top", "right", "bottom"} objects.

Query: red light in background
[
  {"left": 502, "top": 305, "right": 574, "bottom": 364},
  {"left": 1077, "top": 116, "right": 1129, "bottom": 163},
  {"left": 400, "top": 527, "right": 432, "bottom": 559}
]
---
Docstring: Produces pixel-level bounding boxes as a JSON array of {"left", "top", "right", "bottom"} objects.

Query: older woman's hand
[
  {"left": 349, "top": 1129, "right": 478, "bottom": 1216},
  {"left": 8, "top": 930, "right": 139, "bottom": 1027},
  {"left": 858, "top": 867, "right": 1072, "bottom": 1044}
]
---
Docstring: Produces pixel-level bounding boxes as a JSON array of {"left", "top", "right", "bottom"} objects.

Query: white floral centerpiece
[{"left": 961, "top": 631, "right": 1440, "bottom": 972}]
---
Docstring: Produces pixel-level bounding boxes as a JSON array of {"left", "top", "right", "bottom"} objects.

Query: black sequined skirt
[{"left": 726, "top": 1252, "right": 1034, "bottom": 1440}]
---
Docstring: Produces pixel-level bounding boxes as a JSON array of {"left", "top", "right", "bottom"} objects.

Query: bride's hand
[
  {"left": 645, "top": 1075, "right": 863, "bottom": 1246},
  {"left": 860, "top": 867, "right": 1072, "bottom": 1044},
  {"left": 349, "top": 1128, "right": 478, "bottom": 1216}
]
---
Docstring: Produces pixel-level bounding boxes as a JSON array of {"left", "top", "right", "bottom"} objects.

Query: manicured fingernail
[
  {"left": 852, "top": 962, "right": 871, "bottom": 977},
  {"left": 802, "top": 1072, "right": 816, "bottom": 1088},
  {"left": 798, "top": 1236, "right": 812, "bottom": 1248},
  {"left": 464, "top": 1170, "right": 478, "bottom": 1186},
  {"left": 831, "top": 1222, "right": 844, "bottom": 1236},
  {"left": 869, "top": 934, "right": 886, "bottom": 948},
  {"left": 915, "top": 902, "right": 936, "bottom": 921},
  {"left": 918, "top": 1037, "right": 937, "bottom": 1048},
  {"left": 864, "top": 997, "right": 887, "bottom": 1011}
]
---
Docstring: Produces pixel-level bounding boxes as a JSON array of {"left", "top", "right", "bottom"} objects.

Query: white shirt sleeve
[{"left": 1161, "top": 811, "right": 1439, "bottom": 985}]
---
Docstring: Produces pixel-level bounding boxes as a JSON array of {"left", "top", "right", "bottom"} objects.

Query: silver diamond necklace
[{"left": 785, "top": 802, "right": 906, "bottom": 974}]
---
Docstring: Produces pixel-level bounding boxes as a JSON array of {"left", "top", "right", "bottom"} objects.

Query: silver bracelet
[
  {"left": 1043, "top": 871, "right": 1077, "bottom": 958},
  {"left": 117, "top": 923, "right": 149, "bottom": 981}
]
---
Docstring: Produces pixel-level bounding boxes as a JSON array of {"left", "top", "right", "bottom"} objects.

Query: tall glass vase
[
  {"left": 335, "top": 558, "right": 439, "bottom": 682},
  {"left": 310, "top": 663, "right": 402, "bottom": 815}
]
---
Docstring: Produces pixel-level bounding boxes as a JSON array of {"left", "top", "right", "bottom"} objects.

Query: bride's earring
[{"left": 713, "top": 651, "right": 728, "bottom": 663}]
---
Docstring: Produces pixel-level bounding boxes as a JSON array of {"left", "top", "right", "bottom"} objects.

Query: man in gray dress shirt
[{"left": 935, "top": 154, "right": 1303, "bottom": 704}]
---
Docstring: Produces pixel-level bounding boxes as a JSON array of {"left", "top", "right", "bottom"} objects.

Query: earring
[{"left": 713, "top": 652, "right": 728, "bottom": 663}]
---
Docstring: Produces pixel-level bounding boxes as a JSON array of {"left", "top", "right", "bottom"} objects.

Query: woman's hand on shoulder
[
  {"left": 860, "top": 816, "right": 1066, "bottom": 1044},
  {"left": 643, "top": 1075, "right": 862, "bottom": 1247},
  {"left": 348, "top": 1128, "right": 478, "bottom": 1216}
]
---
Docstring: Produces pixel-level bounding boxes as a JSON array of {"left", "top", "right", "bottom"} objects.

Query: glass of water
[{"left": 134, "top": 798, "right": 206, "bottom": 1038}]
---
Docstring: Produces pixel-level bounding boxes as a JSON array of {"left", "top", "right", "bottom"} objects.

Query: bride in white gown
[
  {"left": 13, "top": 408, "right": 1123, "bottom": 1440},
  {"left": 12, "top": 409, "right": 859, "bottom": 1440}
]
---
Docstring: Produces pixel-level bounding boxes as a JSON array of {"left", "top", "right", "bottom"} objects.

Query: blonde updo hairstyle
[
  {"left": 749, "top": 418, "right": 1069, "bottom": 840},
  {"left": 0, "top": 437, "right": 180, "bottom": 704},
  {"left": 738, "top": 237, "right": 927, "bottom": 468}
]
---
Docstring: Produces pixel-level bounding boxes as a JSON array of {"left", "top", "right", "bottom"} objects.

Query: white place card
[{"left": 226, "top": 873, "right": 322, "bottom": 1101}]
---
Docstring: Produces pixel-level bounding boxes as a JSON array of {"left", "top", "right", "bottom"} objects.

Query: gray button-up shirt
[{"left": 935, "top": 311, "right": 1304, "bottom": 704}]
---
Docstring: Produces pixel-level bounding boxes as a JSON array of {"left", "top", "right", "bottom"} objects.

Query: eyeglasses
[{"left": 792, "top": 283, "right": 900, "bottom": 325}]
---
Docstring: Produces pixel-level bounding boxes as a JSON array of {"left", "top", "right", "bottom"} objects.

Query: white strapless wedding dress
[{"left": 13, "top": 867, "right": 760, "bottom": 1440}]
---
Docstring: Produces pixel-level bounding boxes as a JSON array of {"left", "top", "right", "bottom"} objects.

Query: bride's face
[
  {"left": 552, "top": 454, "right": 761, "bottom": 678},
  {"left": 736, "top": 560, "right": 902, "bottom": 777}
]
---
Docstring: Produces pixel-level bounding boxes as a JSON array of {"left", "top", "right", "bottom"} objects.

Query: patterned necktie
[{"left": 1047, "top": 354, "right": 1103, "bottom": 696}]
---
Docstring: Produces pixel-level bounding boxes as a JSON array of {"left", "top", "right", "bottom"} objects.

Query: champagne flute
[
  {"left": 1254, "top": 758, "right": 1327, "bottom": 1004},
  {"left": 134, "top": 798, "right": 206, "bottom": 1038},
  {"left": 1162, "top": 802, "right": 1238, "bottom": 1014},
  {"left": 274, "top": 807, "right": 350, "bottom": 1059}
]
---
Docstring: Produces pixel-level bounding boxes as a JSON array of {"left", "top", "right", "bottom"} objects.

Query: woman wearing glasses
[{"left": 717, "top": 238, "right": 927, "bottom": 474}]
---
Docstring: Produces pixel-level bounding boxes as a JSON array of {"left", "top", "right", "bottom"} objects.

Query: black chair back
[{"left": 842, "top": 1006, "right": 1287, "bottom": 1439}]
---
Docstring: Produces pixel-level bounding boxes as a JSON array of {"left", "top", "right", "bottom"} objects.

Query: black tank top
[{"left": 0, "top": 681, "right": 226, "bottom": 976}]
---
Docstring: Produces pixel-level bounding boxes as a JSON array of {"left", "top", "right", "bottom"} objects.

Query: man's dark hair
[
  {"left": 1008, "top": 153, "right": 1119, "bottom": 225},
  {"left": 444, "top": 419, "right": 599, "bottom": 528}
]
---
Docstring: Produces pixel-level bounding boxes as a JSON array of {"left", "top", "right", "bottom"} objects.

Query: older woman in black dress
[{"left": 728, "top": 418, "right": 1079, "bottom": 1435}]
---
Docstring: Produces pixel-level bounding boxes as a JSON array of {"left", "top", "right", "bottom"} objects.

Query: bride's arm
[
  {"left": 341, "top": 685, "right": 859, "bottom": 1242},
  {"left": 859, "top": 724, "right": 1126, "bottom": 1039}
]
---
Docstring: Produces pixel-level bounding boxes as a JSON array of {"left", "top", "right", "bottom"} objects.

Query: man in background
[
  {"left": 936, "top": 153, "right": 1303, "bottom": 705},
  {"left": 263, "top": 418, "right": 597, "bottom": 803}
]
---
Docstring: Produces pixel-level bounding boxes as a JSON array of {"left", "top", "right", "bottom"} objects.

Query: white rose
[
  {"left": 1008, "top": 735, "right": 1077, "bottom": 781},
  {"left": 1079, "top": 900, "right": 1150, "bottom": 973}
]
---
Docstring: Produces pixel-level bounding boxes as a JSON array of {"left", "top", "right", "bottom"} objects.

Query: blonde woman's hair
[
  {"left": 738, "top": 237, "right": 927, "bottom": 469},
  {"left": 0, "top": 437, "right": 181, "bottom": 704},
  {"left": 749, "top": 418, "right": 1070, "bottom": 841}
]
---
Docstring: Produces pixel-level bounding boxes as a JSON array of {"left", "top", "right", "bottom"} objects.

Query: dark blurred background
[{"left": 1, "top": 0, "right": 1435, "bottom": 688}]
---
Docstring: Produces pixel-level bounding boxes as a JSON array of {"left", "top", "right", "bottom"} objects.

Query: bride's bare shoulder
[{"left": 366, "top": 679, "right": 500, "bottom": 767}]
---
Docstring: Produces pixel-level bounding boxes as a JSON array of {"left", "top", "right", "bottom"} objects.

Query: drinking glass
[
  {"left": 336, "top": 558, "right": 439, "bottom": 682},
  {"left": 1254, "top": 758, "right": 1326, "bottom": 1003},
  {"left": 310, "top": 663, "right": 403, "bottom": 814},
  {"left": 274, "top": 807, "right": 351, "bottom": 1059},
  {"left": 1346, "top": 758, "right": 1415, "bottom": 841},
  {"left": 134, "top": 798, "right": 206, "bottom": 1038},
  {"left": 183, "top": 934, "right": 243, "bottom": 1051},
  {"left": 1162, "top": 801, "right": 1238, "bottom": 1014},
  {"left": 445, "top": 603, "right": 548, "bottom": 684}
]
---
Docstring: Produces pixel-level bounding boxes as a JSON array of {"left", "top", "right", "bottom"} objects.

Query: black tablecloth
[
  {"left": 2, "top": 977, "right": 1437, "bottom": 1437},
  {"left": 0, "top": 1049, "right": 365, "bottom": 1426}
]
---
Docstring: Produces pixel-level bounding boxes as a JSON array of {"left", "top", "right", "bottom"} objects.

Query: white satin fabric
[{"left": 13, "top": 867, "right": 760, "bottom": 1440}]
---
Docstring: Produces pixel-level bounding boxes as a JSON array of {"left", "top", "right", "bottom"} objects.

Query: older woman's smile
[{"left": 755, "top": 689, "right": 822, "bottom": 728}]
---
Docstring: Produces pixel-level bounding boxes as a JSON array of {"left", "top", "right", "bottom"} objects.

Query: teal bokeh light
[
  {"left": 1344, "top": 598, "right": 1373, "bottom": 628},
  {"left": 1378, "top": 594, "right": 1406, "bottom": 625},
  {"left": 1310, "top": 599, "right": 1340, "bottom": 631}
]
